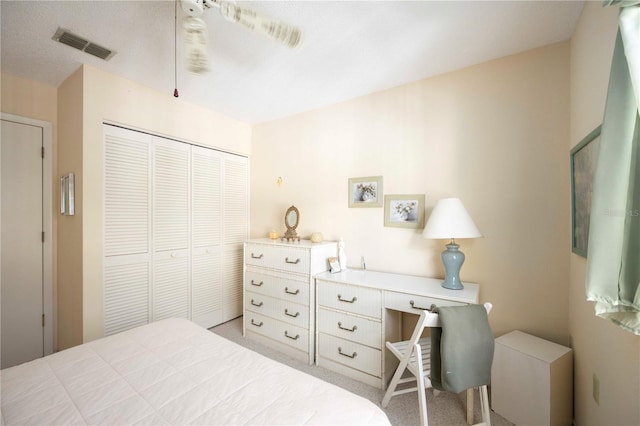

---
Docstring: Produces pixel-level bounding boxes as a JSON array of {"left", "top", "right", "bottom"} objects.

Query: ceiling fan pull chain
[{"left": 174, "top": 0, "right": 179, "bottom": 97}]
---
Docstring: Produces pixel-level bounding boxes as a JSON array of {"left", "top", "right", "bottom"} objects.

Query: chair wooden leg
[
  {"left": 382, "top": 345, "right": 413, "bottom": 408},
  {"left": 466, "top": 388, "right": 473, "bottom": 424},
  {"left": 414, "top": 343, "right": 428, "bottom": 426},
  {"left": 479, "top": 385, "right": 491, "bottom": 426}
]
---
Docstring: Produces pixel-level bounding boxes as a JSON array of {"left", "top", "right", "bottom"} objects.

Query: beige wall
[
  {"left": 57, "top": 68, "right": 85, "bottom": 349},
  {"left": 1, "top": 73, "right": 58, "bottom": 123},
  {"left": 569, "top": 3, "right": 640, "bottom": 425},
  {"left": 252, "top": 42, "right": 571, "bottom": 343}
]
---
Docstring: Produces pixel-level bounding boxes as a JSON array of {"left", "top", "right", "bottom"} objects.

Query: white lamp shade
[{"left": 422, "top": 198, "right": 482, "bottom": 239}]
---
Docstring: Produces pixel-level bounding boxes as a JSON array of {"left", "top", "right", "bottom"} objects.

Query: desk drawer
[
  {"left": 319, "top": 333, "right": 381, "bottom": 378},
  {"left": 244, "top": 291, "right": 308, "bottom": 328},
  {"left": 385, "top": 290, "right": 467, "bottom": 314},
  {"left": 317, "top": 281, "right": 382, "bottom": 319},
  {"left": 245, "top": 244, "right": 310, "bottom": 275},
  {"left": 245, "top": 270, "right": 309, "bottom": 305},
  {"left": 244, "top": 311, "right": 308, "bottom": 353},
  {"left": 318, "top": 307, "right": 381, "bottom": 348}
]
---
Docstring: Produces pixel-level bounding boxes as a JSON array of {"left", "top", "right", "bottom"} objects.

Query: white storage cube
[{"left": 491, "top": 330, "right": 573, "bottom": 426}]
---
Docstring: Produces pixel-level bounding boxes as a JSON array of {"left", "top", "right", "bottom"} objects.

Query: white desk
[
  {"left": 315, "top": 269, "right": 479, "bottom": 387},
  {"left": 315, "top": 269, "right": 480, "bottom": 424}
]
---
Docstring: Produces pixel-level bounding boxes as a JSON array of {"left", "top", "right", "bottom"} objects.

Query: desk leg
[{"left": 467, "top": 388, "right": 473, "bottom": 424}]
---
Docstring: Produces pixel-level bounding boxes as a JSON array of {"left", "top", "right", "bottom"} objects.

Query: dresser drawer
[
  {"left": 319, "top": 333, "right": 381, "bottom": 378},
  {"left": 245, "top": 270, "right": 309, "bottom": 305},
  {"left": 318, "top": 307, "right": 381, "bottom": 348},
  {"left": 244, "top": 291, "right": 309, "bottom": 329},
  {"left": 317, "top": 280, "right": 382, "bottom": 319},
  {"left": 385, "top": 290, "right": 468, "bottom": 314},
  {"left": 245, "top": 244, "right": 310, "bottom": 275},
  {"left": 244, "top": 311, "right": 309, "bottom": 353}
]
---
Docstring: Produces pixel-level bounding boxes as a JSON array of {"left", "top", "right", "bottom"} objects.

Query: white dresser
[
  {"left": 243, "top": 238, "right": 337, "bottom": 364},
  {"left": 315, "top": 269, "right": 480, "bottom": 389}
]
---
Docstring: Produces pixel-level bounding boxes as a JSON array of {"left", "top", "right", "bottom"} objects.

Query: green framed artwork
[
  {"left": 348, "top": 176, "right": 383, "bottom": 208},
  {"left": 570, "top": 125, "right": 601, "bottom": 257},
  {"left": 384, "top": 194, "right": 425, "bottom": 229}
]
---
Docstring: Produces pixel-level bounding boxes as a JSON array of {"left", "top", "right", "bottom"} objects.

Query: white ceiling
[{"left": 1, "top": 0, "right": 584, "bottom": 124}]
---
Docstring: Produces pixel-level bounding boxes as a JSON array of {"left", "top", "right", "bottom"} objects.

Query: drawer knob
[
  {"left": 250, "top": 319, "right": 264, "bottom": 327},
  {"left": 251, "top": 299, "right": 263, "bottom": 307},
  {"left": 338, "top": 347, "right": 357, "bottom": 359},
  {"left": 251, "top": 253, "right": 264, "bottom": 259},
  {"left": 409, "top": 300, "right": 437, "bottom": 311},
  {"left": 284, "top": 287, "right": 300, "bottom": 295},
  {"left": 338, "top": 322, "right": 358, "bottom": 332},
  {"left": 285, "top": 257, "right": 301, "bottom": 265},
  {"left": 251, "top": 280, "right": 264, "bottom": 287},
  {"left": 337, "top": 294, "right": 357, "bottom": 304},
  {"left": 284, "top": 309, "right": 300, "bottom": 318},
  {"left": 284, "top": 330, "right": 300, "bottom": 340}
]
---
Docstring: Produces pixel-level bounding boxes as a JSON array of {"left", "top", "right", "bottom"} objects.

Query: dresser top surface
[
  {"left": 315, "top": 269, "right": 479, "bottom": 304},
  {"left": 245, "top": 238, "right": 337, "bottom": 249}
]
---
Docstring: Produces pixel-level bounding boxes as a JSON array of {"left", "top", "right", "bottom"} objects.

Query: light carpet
[{"left": 210, "top": 317, "right": 514, "bottom": 426}]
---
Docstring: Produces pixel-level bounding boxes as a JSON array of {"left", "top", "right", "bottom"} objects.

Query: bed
[{"left": 0, "top": 318, "right": 390, "bottom": 425}]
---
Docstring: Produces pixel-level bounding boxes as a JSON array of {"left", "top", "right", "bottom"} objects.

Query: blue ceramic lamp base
[{"left": 441, "top": 241, "right": 465, "bottom": 290}]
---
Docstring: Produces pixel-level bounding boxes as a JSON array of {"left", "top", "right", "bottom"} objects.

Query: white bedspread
[{"left": 1, "top": 318, "right": 390, "bottom": 425}]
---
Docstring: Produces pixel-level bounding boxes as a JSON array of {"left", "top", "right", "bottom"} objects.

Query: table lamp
[{"left": 422, "top": 198, "right": 482, "bottom": 290}]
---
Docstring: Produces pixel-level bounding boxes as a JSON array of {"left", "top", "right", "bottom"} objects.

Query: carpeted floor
[{"left": 210, "top": 317, "right": 514, "bottom": 426}]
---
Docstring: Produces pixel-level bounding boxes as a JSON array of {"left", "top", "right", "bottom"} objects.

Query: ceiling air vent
[{"left": 52, "top": 27, "right": 115, "bottom": 61}]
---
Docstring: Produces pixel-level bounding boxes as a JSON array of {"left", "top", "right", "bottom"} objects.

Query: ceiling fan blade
[
  {"left": 183, "top": 16, "right": 209, "bottom": 74},
  {"left": 217, "top": 1, "right": 303, "bottom": 49}
]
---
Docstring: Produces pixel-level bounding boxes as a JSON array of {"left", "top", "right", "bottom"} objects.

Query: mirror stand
[{"left": 281, "top": 205, "right": 301, "bottom": 242}]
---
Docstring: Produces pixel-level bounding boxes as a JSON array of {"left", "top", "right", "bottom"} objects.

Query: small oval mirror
[
  {"left": 286, "top": 209, "right": 298, "bottom": 229},
  {"left": 283, "top": 205, "right": 300, "bottom": 242}
]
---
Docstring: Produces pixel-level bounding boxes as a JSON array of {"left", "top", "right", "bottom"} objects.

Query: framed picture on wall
[
  {"left": 348, "top": 176, "right": 383, "bottom": 207},
  {"left": 570, "top": 125, "right": 601, "bottom": 257},
  {"left": 384, "top": 194, "right": 425, "bottom": 229}
]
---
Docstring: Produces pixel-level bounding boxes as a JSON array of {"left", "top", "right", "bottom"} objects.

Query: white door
[
  {"left": 152, "top": 137, "right": 190, "bottom": 321},
  {"left": 103, "top": 125, "right": 152, "bottom": 336},
  {"left": 1, "top": 118, "right": 52, "bottom": 369},
  {"left": 222, "top": 155, "right": 248, "bottom": 321},
  {"left": 191, "top": 146, "right": 223, "bottom": 328}
]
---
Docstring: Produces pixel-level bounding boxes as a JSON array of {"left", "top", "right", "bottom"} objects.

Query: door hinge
[
  {"left": 41, "top": 147, "right": 45, "bottom": 158},
  {"left": 42, "top": 314, "right": 45, "bottom": 327},
  {"left": 42, "top": 231, "right": 45, "bottom": 243}
]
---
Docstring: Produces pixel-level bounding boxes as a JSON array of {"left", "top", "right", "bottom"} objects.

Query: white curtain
[{"left": 585, "top": 1, "right": 640, "bottom": 334}]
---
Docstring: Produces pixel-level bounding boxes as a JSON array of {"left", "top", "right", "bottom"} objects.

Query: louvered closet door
[
  {"left": 152, "top": 137, "right": 190, "bottom": 321},
  {"left": 103, "top": 125, "right": 152, "bottom": 336},
  {"left": 222, "top": 155, "right": 249, "bottom": 321},
  {"left": 104, "top": 125, "right": 249, "bottom": 335},
  {"left": 191, "top": 146, "right": 223, "bottom": 328}
]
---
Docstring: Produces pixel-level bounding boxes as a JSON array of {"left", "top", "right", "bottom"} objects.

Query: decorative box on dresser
[
  {"left": 243, "top": 239, "right": 337, "bottom": 364},
  {"left": 315, "top": 269, "right": 480, "bottom": 389}
]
